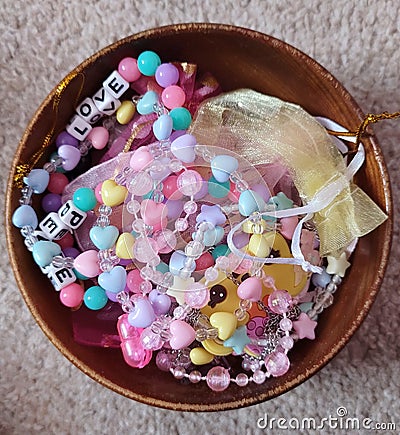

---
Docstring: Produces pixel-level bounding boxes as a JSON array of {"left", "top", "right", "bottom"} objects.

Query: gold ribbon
[
  {"left": 189, "top": 89, "right": 388, "bottom": 256},
  {"left": 14, "top": 71, "right": 85, "bottom": 187}
]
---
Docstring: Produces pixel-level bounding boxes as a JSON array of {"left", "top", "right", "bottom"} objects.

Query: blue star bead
[
  {"left": 196, "top": 204, "right": 226, "bottom": 227},
  {"left": 223, "top": 325, "right": 251, "bottom": 354},
  {"left": 268, "top": 192, "right": 294, "bottom": 210}
]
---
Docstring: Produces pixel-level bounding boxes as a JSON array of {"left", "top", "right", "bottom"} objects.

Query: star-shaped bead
[
  {"left": 223, "top": 325, "right": 251, "bottom": 354},
  {"left": 293, "top": 312, "right": 317, "bottom": 339},
  {"left": 167, "top": 275, "right": 195, "bottom": 305},
  {"left": 326, "top": 252, "right": 350, "bottom": 277},
  {"left": 268, "top": 192, "right": 294, "bottom": 210},
  {"left": 196, "top": 204, "right": 226, "bottom": 227}
]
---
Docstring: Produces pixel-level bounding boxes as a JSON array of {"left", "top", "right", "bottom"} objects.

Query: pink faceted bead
[
  {"left": 177, "top": 170, "right": 203, "bottom": 196},
  {"left": 140, "top": 327, "right": 164, "bottom": 350},
  {"left": 265, "top": 351, "right": 290, "bottom": 377},
  {"left": 206, "top": 366, "right": 231, "bottom": 392},
  {"left": 156, "top": 351, "right": 174, "bottom": 372},
  {"left": 118, "top": 57, "right": 141, "bottom": 82},
  {"left": 161, "top": 85, "right": 186, "bottom": 109},
  {"left": 185, "top": 282, "right": 210, "bottom": 309},
  {"left": 126, "top": 269, "right": 144, "bottom": 293},
  {"left": 268, "top": 290, "right": 292, "bottom": 314},
  {"left": 59, "top": 283, "right": 84, "bottom": 308},
  {"left": 252, "top": 369, "right": 266, "bottom": 384}
]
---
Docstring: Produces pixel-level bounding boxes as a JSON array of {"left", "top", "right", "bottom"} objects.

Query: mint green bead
[
  {"left": 137, "top": 51, "right": 161, "bottom": 76},
  {"left": 156, "top": 262, "right": 169, "bottom": 273},
  {"left": 170, "top": 107, "right": 192, "bottom": 130},
  {"left": 84, "top": 286, "right": 108, "bottom": 310},
  {"left": 212, "top": 244, "right": 230, "bottom": 260},
  {"left": 73, "top": 187, "right": 97, "bottom": 211},
  {"left": 142, "top": 190, "right": 153, "bottom": 200},
  {"left": 208, "top": 175, "right": 230, "bottom": 198}
]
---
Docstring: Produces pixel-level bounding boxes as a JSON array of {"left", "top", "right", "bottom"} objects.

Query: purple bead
[
  {"left": 193, "top": 179, "right": 208, "bottom": 200},
  {"left": 56, "top": 130, "right": 79, "bottom": 148},
  {"left": 155, "top": 63, "right": 180, "bottom": 88},
  {"left": 106, "top": 291, "right": 119, "bottom": 302},
  {"left": 165, "top": 199, "right": 184, "bottom": 220},
  {"left": 63, "top": 247, "right": 80, "bottom": 258},
  {"left": 233, "top": 231, "right": 250, "bottom": 249},
  {"left": 169, "top": 129, "right": 186, "bottom": 142},
  {"left": 41, "top": 193, "right": 62, "bottom": 213}
]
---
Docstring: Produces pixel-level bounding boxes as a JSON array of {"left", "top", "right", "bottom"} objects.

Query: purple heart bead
[
  {"left": 58, "top": 144, "right": 81, "bottom": 171},
  {"left": 128, "top": 296, "right": 156, "bottom": 328},
  {"left": 148, "top": 289, "right": 171, "bottom": 315},
  {"left": 171, "top": 133, "right": 196, "bottom": 163}
]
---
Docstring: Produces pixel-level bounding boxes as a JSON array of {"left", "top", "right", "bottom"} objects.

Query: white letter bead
[
  {"left": 103, "top": 70, "right": 129, "bottom": 99},
  {"left": 76, "top": 97, "right": 103, "bottom": 124},
  {"left": 93, "top": 87, "right": 121, "bottom": 115},
  {"left": 66, "top": 114, "right": 93, "bottom": 141},
  {"left": 46, "top": 264, "right": 76, "bottom": 291},
  {"left": 58, "top": 200, "right": 87, "bottom": 230},
  {"left": 39, "top": 212, "right": 70, "bottom": 240}
]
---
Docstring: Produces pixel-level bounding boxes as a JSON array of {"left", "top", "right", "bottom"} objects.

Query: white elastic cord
[{"left": 226, "top": 144, "right": 365, "bottom": 274}]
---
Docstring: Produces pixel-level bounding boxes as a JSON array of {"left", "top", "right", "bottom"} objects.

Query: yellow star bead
[{"left": 326, "top": 252, "right": 350, "bottom": 277}]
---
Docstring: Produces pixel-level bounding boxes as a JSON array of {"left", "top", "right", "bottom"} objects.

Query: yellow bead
[
  {"left": 190, "top": 347, "right": 214, "bottom": 365},
  {"left": 248, "top": 233, "right": 274, "bottom": 257},
  {"left": 116, "top": 100, "right": 136, "bottom": 125},
  {"left": 209, "top": 311, "right": 238, "bottom": 340},
  {"left": 115, "top": 232, "right": 135, "bottom": 259},
  {"left": 242, "top": 219, "right": 268, "bottom": 234},
  {"left": 101, "top": 179, "right": 127, "bottom": 207},
  {"left": 202, "top": 338, "right": 232, "bottom": 356}
]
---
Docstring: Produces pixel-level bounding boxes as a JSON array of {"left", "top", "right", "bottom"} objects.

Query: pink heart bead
[
  {"left": 140, "top": 199, "right": 168, "bottom": 231},
  {"left": 130, "top": 147, "right": 153, "bottom": 171},
  {"left": 280, "top": 216, "right": 299, "bottom": 240},
  {"left": 87, "top": 126, "right": 109, "bottom": 150},
  {"left": 237, "top": 276, "right": 262, "bottom": 302},
  {"left": 74, "top": 249, "right": 101, "bottom": 278},
  {"left": 169, "top": 319, "right": 195, "bottom": 350}
]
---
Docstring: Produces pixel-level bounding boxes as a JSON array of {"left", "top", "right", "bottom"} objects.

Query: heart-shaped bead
[
  {"left": 248, "top": 233, "right": 274, "bottom": 258},
  {"left": 129, "top": 147, "right": 153, "bottom": 171},
  {"left": 170, "top": 133, "right": 196, "bottom": 163},
  {"left": 89, "top": 225, "right": 119, "bottom": 250},
  {"left": 74, "top": 249, "right": 101, "bottom": 278},
  {"left": 211, "top": 155, "right": 239, "bottom": 183},
  {"left": 127, "top": 296, "right": 156, "bottom": 328},
  {"left": 169, "top": 250, "right": 196, "bottom": 276},
  {"left": 58, "top": 145, "right": 81, "bottom": 171},
  {"left": 153, "top": 113, "right": 173, "bottom": 141},
  {"left": 101, "top": 179, "right": 127, "bottom": 207},
  {"left": 140, "top": 199, "right": 167, "bottom": 231},
  {"left": 190, "top": 347, "right": 214, "bottom": 365},
  {"left": 209, "top": 312, "right": 238, "bottom": 340},
  {"left": 148, "top": 289, "right": 171, "bottom": 315},
  {"left": 238, "top": 189, "right": 267, "bottom": 217},
  {"left": 115, "top": 232, "right": 135, "bottom": 259},
  {"left": 237, "top": 276, "right": 262, "bottom": 302},
  {"left": 12, "top": 205, "right": 38, "bottom": 229},
  {"left": 137, "top": 90, "right": 158, "bottom": 115},
  {"left": 280, "top": 216, "right": 299, "bottom": 240},
  {"left": 169, "top": 319, "right": 195, "bottom": 350},
  {"left": 24, "top": 169, "right": 50, "bottom": 194},
  {"left": 87, "top": 126, "right": 109, "bottom": 150},
  {"left": 98, "top": 265, "right": 127, "bottom": 294},
  {"left": 32, "top": 240, "right": 62, "bottom": 267}
]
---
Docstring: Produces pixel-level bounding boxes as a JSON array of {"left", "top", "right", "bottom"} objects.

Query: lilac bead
[
  {"left": 251, "top": 183, "right": 271, "bottom": 202},
  {"left": 232, "top": 231, "right": 250, "bottom": 249},
  {"left": 265, "top": 351, "right": 290, "bottom": 377},
  {"left": 63, "top": 247, "right": 80, "bottom": 258},
  {"left": 193, "top": 180, "right": 209, "bottom": 200},
  {"left": 55, "top": 130, "right": 79, "bottom": 148},
  {"left": 41, "top": 193, "right": 62, "bottom": 213},
  {"left": 169, "top": 129, "right": 186, "bottom": 142},
  {"left": 206, "top": 366, "right": 231, "bottom": 392},
  {"left": 106, "top": 290, "right": 119, "bottom": 302},
  {"left": 172, "top": 366, "right": 186, "bottom": 379},
  {"left": 165, "top": 199, "right": 184, "bottom": 220},
  {"left": 252, "top": 369, "right": 266, "bottom": 384},
  {"left": 155, "top": 63, "right": 180, "bottom": 88}
]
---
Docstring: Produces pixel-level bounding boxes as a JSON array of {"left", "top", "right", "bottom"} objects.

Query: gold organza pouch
[{"left": 189, "top": 89, "right": 387, "bottom": 257}]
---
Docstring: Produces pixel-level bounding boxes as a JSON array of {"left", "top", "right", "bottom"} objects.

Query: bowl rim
[{"left": 5, "top": 22, "right": 393, "bottom": 411}]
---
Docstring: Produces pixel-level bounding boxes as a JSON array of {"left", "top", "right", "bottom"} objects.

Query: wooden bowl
[{"left": 6, "top": 23, "right": 392, "bottom": 411}]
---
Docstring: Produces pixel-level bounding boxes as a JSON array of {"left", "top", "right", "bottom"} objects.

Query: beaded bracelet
[{"left": 12, "top": 49, "right": 353, "bottom": 392}]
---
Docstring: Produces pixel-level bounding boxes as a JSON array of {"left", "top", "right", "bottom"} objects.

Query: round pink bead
[
  {"left": 173, "top": 366, "right": 186, "bottom": 379},
  {"left": 118, "top": 57, "right": 141, "bottom": 82},
  {"left": 156, "top": 351, "right": 174, "bottom": 372},
  {"left": 59, "top": 283, "right": 84, "bottom": 308},
  {"left": 161, "top": 85, "right": 186, "bottom": 109},
  {"left": 265, "top": 351, "right": 290, "bottom": 377},
  {"left": 177, "top": 170, "right": 203, "bottom": 196},
  {"left": 206, "top": 366, "right": 231, "bottom": 392},
  {"left": 189, "top": 370, "right": 202, "bottom": 384},
  {"left": 268, "top": 290, "right": 292, "bottom": 314},
  {"left": 47, "top": 172, "right": 69, "bottom": 195},
  {"left": 94, "top": 182, "right": 103, "bottom": 203},
  {"left": 162, "top": 175, "right": 183, "bottom": 200},
  {"left": 236, "top": 373, "right": 249, "bottom": 387},
  {"left": 126, "top": 269, "right": 144, "bottom": 293},
  {"left": 252, "top": 369, "right": 266, "bottom": 384},
  {"left": 279, "top": 335, "right": 294, "bottom": 350}
]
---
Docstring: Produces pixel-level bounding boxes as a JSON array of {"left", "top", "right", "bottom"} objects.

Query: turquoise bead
[
  {"left": 208, "top": 175, "right": 230, "bottom": 198},
  {"left": 137, "top": 91, "right": 158, "bottom": 115},
  {"left": 73, "top": 187, "right": 97, "bottom": 211},
  {"left": 73, "top": 268, "right": 89, "bottom": 280},
  {"left": 84, "top": 286, "right": 108, "bottom": 310},
  {"left": 142, "top": 190, "right": 153, "bottom": 200},
  {"left": 170, "top": 107, "right": 192, "bottom": 130},
  {"left": 238, "top": 189, "right": 266, "bottom": 216},
  {"left": 32, "top": 241, "right": 62, "bottom": 267},
  {"left": 89, "top": 225, "right": 119, "bottom": 250},
  {"left": 137, "top": 51, "right": 161, "bottom": 76},
  {"left": 156, "top": 262, "right": 169, "bottom": 273},
  {"left": 268, "top": 192, "right": 294, "bottom": 210},
  {"left": 212, "top": 244, "right": 230, "bottom": 260}
]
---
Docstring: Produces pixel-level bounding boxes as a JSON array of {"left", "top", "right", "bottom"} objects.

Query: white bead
[
  {"left": 93, "top": 87, "right": 121, "bottom": 115},
  {"left": 76, "top": 97, "right": 103, "bottom": 124},
  {"left": 58, "top": 200, "right": 87, "bottom": 230},
  {"left": 39, "top": 212, "right": 70, "bottom": 240},
  {"left": 103, "top": 70, "right": 129, "bottom": 99},
  {"left": 45, "top": 263, "right": 76, "bottom": 291},
  {"left": 66, "top": 114, "right": 92, "bottom": 141}
]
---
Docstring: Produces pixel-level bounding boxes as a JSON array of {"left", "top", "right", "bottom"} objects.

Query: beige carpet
[{"left": 1, "top": 1, "right": 399, "bottom": 433}]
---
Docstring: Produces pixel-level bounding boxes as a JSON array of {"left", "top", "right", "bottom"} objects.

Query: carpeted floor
[{"left": 1, "top": 1, "right": 399, "bottom": 434}]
